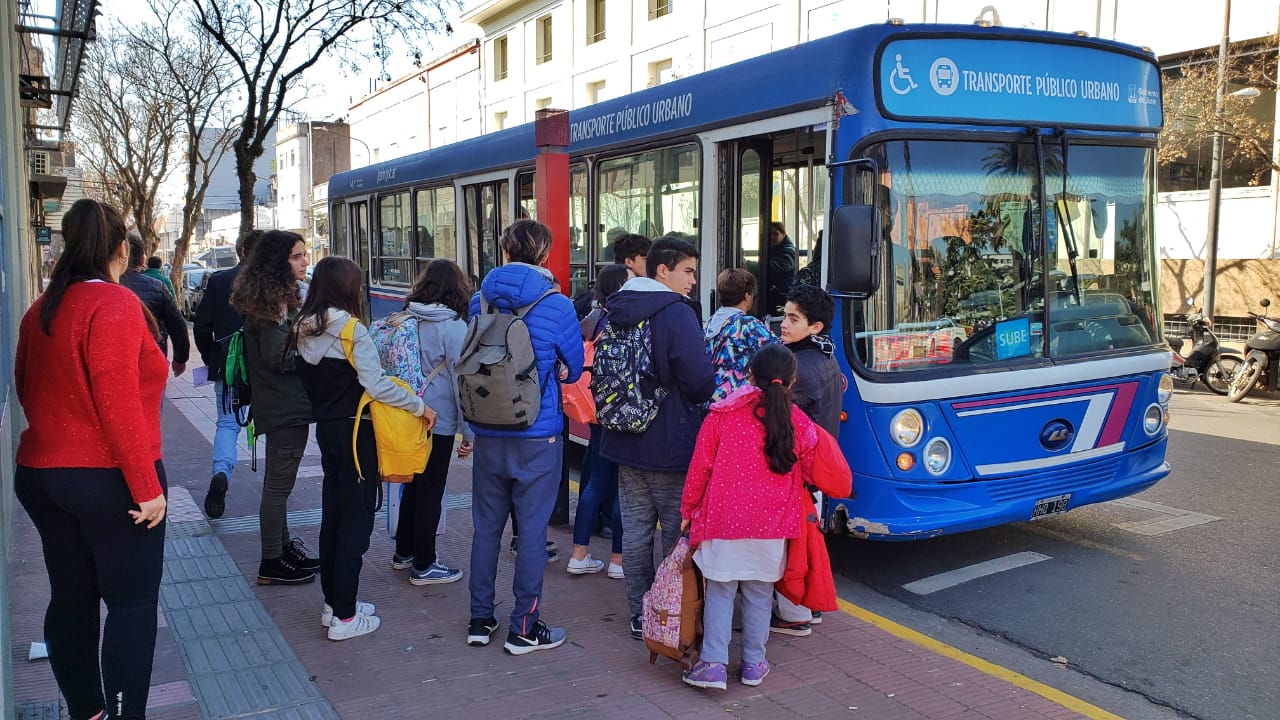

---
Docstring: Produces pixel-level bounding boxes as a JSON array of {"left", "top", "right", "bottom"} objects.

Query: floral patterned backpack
[{"left": 643, "top": 536, "right": 703, "bottom": 668}]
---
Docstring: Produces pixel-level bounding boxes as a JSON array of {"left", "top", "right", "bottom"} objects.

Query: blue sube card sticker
[{"left": 995, "top": 317, "right": 1032, "bottom": 360}]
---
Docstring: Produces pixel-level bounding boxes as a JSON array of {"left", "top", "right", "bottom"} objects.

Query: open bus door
[
  {"left": 350, "top": 200, "right": 371, "bottom": 320},
  {"left": 721, "top": 139, "right": 774, "bottom": 320},
  {"left": 462, "top": 179, "right": 511, "bottom": 289}
]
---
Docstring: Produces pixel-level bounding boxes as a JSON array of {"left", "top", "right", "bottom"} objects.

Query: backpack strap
[
  {"left": 424, "top": 358, "right": 448, "bottom": 385},
  {"left": 516, "top": 287, "right": 559, "bottom": 318},
  {"left": 339, "top": 316, "right": 359, "bottom": 367},
  {"left": 339, "top": 316, "right": 373, "bottom": 481}
]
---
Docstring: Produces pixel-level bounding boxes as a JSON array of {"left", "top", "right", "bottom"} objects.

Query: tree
[
  {"left": 74, "top": 22, "right": 182, "bottom": 255},
  {"left": 135, "top": 0, "right": 238, "bottom": 291},
  {"left": 190, "top": 0, "right": 451, "bottom": 241},
  {"left": 1160, "top": 37, "right": 1278, "bottom": 189}
]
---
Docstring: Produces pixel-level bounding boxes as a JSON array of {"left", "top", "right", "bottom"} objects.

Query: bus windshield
[{"left": 851, "top": 139, "right": 1160, "bottom": 374}]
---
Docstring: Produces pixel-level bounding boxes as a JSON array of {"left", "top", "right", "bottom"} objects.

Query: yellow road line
[{"left": 837, "top": 598, "right": 1124, "bottom": 720}]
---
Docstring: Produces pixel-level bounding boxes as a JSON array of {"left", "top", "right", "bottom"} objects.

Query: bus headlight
[
  {"left": 1157, "top": 374, "right": 1173, "bottom": 404},
  {"left": 923, "top": 438, "right": 952, "bottom": 475},
  {"left": 889, "top": 409, "right": 924, "bottom": 447},
  {"left": 1143, "top": 403, "right": 1164, "bottom": 436}
]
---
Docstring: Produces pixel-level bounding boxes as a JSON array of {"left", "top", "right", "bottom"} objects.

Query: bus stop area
[{"left": 9, "top": 369, "right": 1099, "bottom": 720}]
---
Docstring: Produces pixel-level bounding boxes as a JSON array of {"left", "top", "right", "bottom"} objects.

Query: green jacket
[
  {"left": 143, "top": 268, "right": 176, "bottom": 297},
  {"left": 244, "top": 312, "right": 313, "bottom": 435}
]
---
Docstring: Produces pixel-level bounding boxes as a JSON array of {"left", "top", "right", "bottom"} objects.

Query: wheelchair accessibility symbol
[
  {"left": 930, "top": 57, "right": 959, "bottom": 96},
  {"left": 889, "top": 54, "right": 917, "bottom": 95}
]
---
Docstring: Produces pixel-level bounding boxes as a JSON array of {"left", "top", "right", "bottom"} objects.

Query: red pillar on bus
[{"left": 534, "top": 108, "right": 570, "bottom": 295}]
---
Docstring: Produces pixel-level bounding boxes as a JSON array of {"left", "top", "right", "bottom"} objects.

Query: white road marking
[
  {"left": 902, "top": 552, "right": 1052, "bottom": 595},
  {"left": 1108, "top": 497, "right": 1222, "bottom": 536}
]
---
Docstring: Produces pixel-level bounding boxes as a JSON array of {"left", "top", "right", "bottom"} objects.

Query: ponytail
[{"left": 751, "top": 345, "right": 798, "bottom": 474}]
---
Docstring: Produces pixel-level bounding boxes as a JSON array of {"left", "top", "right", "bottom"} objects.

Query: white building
[{"left": 274, "top": 120, "right": 351, "bottom": 256}]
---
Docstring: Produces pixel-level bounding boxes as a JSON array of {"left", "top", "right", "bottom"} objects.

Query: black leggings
[
  {"left": 15, "top": 462, "right": 167, "bottom": 720},
  {"left": 395, "top": 434, "right": 456, "bottom": 571},
  {"left": 315, "top": 418, "right": 380, "bottom": 620}
]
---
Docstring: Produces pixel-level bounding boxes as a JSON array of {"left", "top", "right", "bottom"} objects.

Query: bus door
[
  {"left": 461, "top": 179, "right": 511, "bottom": 288},
  {"left": 721, "top": 139, "right": 773, "bottom": 318},
  {"left": 350, "top": 200, "right": 371, "bottom": 318}
]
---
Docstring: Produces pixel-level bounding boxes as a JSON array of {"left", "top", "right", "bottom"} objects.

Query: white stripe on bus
[{"left": 973, "top": 442, "right": 1125, "bottom": 476}]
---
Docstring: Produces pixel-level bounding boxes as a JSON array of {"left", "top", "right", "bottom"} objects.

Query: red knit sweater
[{"left": 15, "top": 281, "right": 168, "bottom": 503}]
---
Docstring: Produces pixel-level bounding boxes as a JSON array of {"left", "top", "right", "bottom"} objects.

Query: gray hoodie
[
  {"left": 703, "top": 306, "right": 745, "bottom": 340},
  {"left": 405, "top": 302, "right": 473, "bottom": 441},
  {"left": 295, "top": 308, "right": 426, "bottom": 417}
]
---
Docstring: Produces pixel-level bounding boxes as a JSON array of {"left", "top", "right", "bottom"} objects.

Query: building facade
[{"left": 274, "top": 120, "right": 352, "bottom": 258}]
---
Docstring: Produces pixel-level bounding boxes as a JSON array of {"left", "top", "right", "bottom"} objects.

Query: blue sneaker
[{"left": 409, "top": 561, "right": 463, "bottom": 586}]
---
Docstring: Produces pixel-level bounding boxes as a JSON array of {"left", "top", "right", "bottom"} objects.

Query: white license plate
[{"left": 1031, "top": 493, "right": 1072, "bottom": 519}]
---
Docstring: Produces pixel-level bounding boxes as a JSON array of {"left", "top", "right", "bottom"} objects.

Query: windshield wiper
[{"left": 1050, "top": 130, "right": 1082, "bottom": 306}]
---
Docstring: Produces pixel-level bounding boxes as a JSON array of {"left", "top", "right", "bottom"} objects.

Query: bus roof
[{"left": 329, "top": 23, "right": 1159, "bottom": 197}]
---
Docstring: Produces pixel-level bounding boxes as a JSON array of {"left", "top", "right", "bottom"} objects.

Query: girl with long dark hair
[
  {"left": 389, "top": 259, "right": 473, "bottom": 585},
  {"left": 14, "top": 198, "right": 169, "bottom": 720},
  {"left": 292, "top": 257, "right": 435, "bottom": 640},
  {"left": 230, "top": 230, "right": 318, "bottom": 586},
  {"left": 678, "top": 344, "right": 820, "bottom": 690}
]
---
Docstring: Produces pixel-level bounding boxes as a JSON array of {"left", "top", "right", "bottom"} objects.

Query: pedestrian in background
[
  {"left": 120, "top": 233, "right": 189, "bottom": 378},
  {"left": 705, "top": 268, "right": 776, "bottom": 402},
  {"left": 194, "top": 230, "right": 261, "bottom": 519},
  {"left": 293, "top": 257, "right": 434, "bottom": 641},
  {"left": 680, "top": 344, "right": 819, "bottom": 691},
  {"left": 14, "top": 198, "right": 169, "bottom": 720},
  {"left": 144, "top": 255, "right": 176, "bottom": 296},
  {"left": 389, "top": 259, "right": 474, "bottom": 586},
  {"left": 230, "top": 230, "right": 318, "bottom": 586}
]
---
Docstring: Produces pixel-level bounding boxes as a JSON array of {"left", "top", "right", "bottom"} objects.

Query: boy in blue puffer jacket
[{"left": 464, "top": 220, "right": 584, "bottom": 656}]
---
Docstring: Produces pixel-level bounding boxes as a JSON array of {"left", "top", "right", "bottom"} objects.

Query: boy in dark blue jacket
[{"left": 599, "top": 236, "right": 716, "bottom": 640}]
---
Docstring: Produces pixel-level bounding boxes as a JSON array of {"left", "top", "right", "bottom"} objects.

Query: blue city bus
[{"left": 327, "top": 21, "right": 1170, "bottom": 540}]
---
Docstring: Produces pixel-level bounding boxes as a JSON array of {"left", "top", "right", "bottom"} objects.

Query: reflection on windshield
[{"left": 851, "top": 140, "right": 1159, "bottom": 374}]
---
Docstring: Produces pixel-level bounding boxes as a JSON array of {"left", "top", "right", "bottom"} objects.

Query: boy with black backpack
[
  {"left": 459, "top": 220, "right": 583, "bottom": 656},
  {"left": 594, "top": 236, "right": 716, "bottom": 642}
]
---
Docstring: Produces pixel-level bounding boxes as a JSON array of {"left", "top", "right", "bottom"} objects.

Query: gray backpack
[{"left": 455, "top": 289, "right": 557, "bottom": 430}]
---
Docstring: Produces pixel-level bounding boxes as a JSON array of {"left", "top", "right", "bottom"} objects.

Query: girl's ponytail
[{"left": 751, "top": 345, "right": 798, "bottom": 474}]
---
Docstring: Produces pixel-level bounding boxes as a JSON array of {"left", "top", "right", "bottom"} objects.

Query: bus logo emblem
[{"left": 1040, "top": 420, "right": 1074, "bottom": 451}]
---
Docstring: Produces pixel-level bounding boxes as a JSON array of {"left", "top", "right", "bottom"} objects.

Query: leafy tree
[{"left": 189, "top": 0, "right": 452, "bottom": 241}]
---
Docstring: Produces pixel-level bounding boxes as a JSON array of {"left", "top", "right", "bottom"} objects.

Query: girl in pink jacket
[{"left": 679, "top": 344, "right": 818, "bottom": 690}]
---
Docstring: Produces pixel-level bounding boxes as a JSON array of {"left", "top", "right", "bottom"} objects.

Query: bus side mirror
[{"left": 829, "top": 204, "right": 881, "bottom": 298}]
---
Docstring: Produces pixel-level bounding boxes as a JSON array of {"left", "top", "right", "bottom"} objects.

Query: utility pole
[{"left": 1203, "top": 0, "right": 1231, "bottom": 321}]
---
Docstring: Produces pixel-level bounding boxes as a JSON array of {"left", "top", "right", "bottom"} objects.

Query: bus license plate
[{"left": 1031, "top": 493, "right": 1071, "bottom": 519}]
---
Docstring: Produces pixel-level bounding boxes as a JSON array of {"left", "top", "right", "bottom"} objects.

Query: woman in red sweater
[
  {"left": 679, "top": 344, "right": 819, "bottom": 691},
  {"left": 14, "top": 198, "right": 169, "bottom": 720}
]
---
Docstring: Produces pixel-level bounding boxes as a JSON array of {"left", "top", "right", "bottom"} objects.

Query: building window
[
  {"left": 493, "top": 111, "right": 508, "bottom": 131},
  {"left": 586, "top": 80, "right": 606, "bottom": 105},
  {"left": 30, "top": 151, "right": 49, "bottom": 175},
  {"left": 649, "top": 0, "right": 671, "bottom": 20},
  {"left": 535, "top": 97, "right": 553, "bottom": 111},
  {"left": 647, "top": 59, "right": 673, "bottom": 87},
  {"left": 536, "top": 15, "right": 553, "bottom": 64},
  {"left": 493, "top": 36, "right": 508, "bottom": 81},
  {"left": 587, "top": 0, "right": 605, "bottom": 44}
]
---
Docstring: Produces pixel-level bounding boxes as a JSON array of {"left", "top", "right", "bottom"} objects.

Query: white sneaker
[
  {"left": 566, "top": 554, "right": 605, "bottom": 574},
  {"left": 320, "top": 601, "right": 375, "bottom": 627},
  {"left": 328, "top": 612, "right": 380, "bottom": 641},
  {"left": 608, "top": 562, "right": 625, "bottom": 580}
]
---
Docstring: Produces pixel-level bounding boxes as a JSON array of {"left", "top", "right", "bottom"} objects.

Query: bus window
[
  {"left": 518, "top": 172, "right": 537, "bottom": 219},
  {"left": 463, "top": 180, "right": 509, "bottom": 287},
  {"left": 377, "top": 191, "right": 413, "bottom": 285},
  {"left": 331, "top": 202, "right": 348, "bottom": 259},
  {"left": 413, "top": 186, "right": 457, "bottom": 277},
  {"left": 597, "top": 144, "right": 700, "bottom": 257}
]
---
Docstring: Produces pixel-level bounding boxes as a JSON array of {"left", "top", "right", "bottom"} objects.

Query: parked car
[{"left": 180, "top": 268, "right": 211, "bottom": 319}]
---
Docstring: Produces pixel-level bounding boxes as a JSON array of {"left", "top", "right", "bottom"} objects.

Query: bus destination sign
[{"left": 878, "top": 38, "right": 1162, "bottom": 130}]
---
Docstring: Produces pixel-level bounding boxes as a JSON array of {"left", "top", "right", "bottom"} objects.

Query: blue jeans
[
  {"left": 572, "top": 424, "right": 621, "bottom": 554},
  {"left": 469, "top": 435, "right": 562, "bottom": 635},
  {"left": 703, "top": 578, "right": 772, "bottom": 665},
  {"left": 212, "top": 380, "right": 241, "bottom": 478}
]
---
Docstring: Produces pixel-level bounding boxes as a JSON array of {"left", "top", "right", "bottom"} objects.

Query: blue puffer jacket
[{"left": 467, "top": 263, "right": 583, "bottom": 438}]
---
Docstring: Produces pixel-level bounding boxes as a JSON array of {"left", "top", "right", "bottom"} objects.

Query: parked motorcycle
[
  {"left": 1226, "top": 298, "right": 1280, "bottom": 402},
  {"left": 1168, "top": 307, "right": 1242, "bottom": 395}
]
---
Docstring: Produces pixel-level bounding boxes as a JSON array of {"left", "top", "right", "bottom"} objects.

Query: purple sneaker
[
  {"left": 740, "top": 659, "right": 770, "bottom": 686},
  {"left": 682, "top": 660, "right": 728, "bottom": 690}
]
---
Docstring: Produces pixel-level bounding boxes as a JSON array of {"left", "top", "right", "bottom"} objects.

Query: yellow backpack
[{"left": 339, "top": 318, "right": 431, "bottom": 483}]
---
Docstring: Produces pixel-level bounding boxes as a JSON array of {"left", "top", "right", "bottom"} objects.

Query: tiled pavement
[{"left": 9, "top": 366, "right": 1099, "bottom": 720}]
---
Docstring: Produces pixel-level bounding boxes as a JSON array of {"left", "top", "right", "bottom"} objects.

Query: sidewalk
[{"left": 9, "top": 368, "right": 1097, "bottom": 720}]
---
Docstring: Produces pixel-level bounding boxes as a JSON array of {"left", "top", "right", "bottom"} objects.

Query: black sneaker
[
  {"left": 204, "top": 472, "right": 228, "bottom": 519},
  {"left": 467, "top": 617, "right": 499, "bottom": 647},
  {"left": 509, "top": 537, "right": 559, "bottom": 564},
  {"left": 282, "top": 538, "right": 321, "bottom": 572},
  {"left": 257, "top": 556, "right": 315, "bottom": 586},
  {"left": 629, "top": 614, "right": 643, "bottom": 640},
  {"left": 503, "top": 620, "right": 566, "bottom": 655}
]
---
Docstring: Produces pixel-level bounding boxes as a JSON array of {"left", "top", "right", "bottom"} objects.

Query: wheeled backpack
[{"left": 643, "top": 536, "right": 703, "bottom": 668}]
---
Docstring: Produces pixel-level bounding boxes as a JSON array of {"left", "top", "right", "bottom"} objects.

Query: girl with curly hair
[{"left": 230, "top": 230, "right": 318, "bottom": 586}]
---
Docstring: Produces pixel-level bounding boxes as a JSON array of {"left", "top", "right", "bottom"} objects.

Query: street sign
[{"left": 35, "top": 226, "right": 52, "bottom": 244}]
